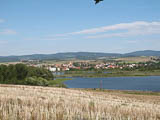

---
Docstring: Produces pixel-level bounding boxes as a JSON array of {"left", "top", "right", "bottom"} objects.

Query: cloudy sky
[{"left": 0, "top": 0, "right": 160, "bottom": 56}]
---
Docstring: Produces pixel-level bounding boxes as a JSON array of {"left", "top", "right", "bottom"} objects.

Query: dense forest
[{"left": 0, "top": 64, "right": 54, "bottom": 86}]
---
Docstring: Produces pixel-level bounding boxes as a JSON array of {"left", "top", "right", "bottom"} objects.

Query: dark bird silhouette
[{"left": 95, "top": 0, "right": 103, "bottom": 4}]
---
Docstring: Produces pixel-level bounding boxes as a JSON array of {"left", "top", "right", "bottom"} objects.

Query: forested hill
[
  {"left": 0, "top": 50, "right": 160, "bottom": 62},
  {"left": 124, "top": 50, "right": 160, "bottom": 57},
  {"left": 0, "top": 52, "right": 122, "bottom": 62}
]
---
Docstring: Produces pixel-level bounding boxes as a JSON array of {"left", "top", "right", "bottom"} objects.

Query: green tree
[{"left": 15, "top": 64, "right": 28, "bottom": 80}]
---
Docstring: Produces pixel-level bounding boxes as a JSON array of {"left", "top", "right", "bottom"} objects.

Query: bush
[
  {"left": 0, "top": 64, "right": 54, "bottom": 85},
  {"left": 25, "top": 76, "right": 49, "bottom": 86}
]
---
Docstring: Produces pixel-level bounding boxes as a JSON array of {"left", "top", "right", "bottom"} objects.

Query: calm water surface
[{"left": 64, "top": 76, "right": 160, "bottom": 91}]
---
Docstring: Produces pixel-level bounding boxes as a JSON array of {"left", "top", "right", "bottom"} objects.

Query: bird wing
[{"left": 95, "top": 0, "right": 99, "bottom": 4}]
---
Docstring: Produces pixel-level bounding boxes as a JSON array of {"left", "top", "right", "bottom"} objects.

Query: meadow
[
  {"left": 0, "top": 84, "right": 160, "bottom": 120},
  {"left": 115, "top": 56, "right": 155, "bottom": 63},
  {"left": 58, "top": 70, "right": 160, "bottom": 78}
]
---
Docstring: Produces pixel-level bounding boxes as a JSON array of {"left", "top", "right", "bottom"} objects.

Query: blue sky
[{"left": 0, "top": 0, "right": 160, "bottom": 56}]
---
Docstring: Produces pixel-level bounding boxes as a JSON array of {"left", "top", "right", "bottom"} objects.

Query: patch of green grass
[
  {"left": 83, "top": 88, "right": 160, "bottom": 96},
  {"left": 58, "top": 70, "right": 160, "bottom": 78},
  {"left": 48, "top": 78, "right": 72, "bottom": 88},
  {"left": 123, "top": 91, "right": 160, "bottom": 96}
]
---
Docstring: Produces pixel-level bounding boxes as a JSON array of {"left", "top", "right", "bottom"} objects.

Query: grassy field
[
  {"left": 0, "top": 84, "right": 160, "bottom": 120},
  {"left": 48, "top": 78, "right": 72, "bottom": 88},
  {"left": 0, "top": 62, "right": 22, "bottom": 65},
  {"left": 115, "top": 56, "right": 156, "bottom": 63},
  {"left": 58, "top": 70, "right": 160, "bottom": 78},
  {"left": 44, "top": 59, "right": 95, "bottom": 64}
]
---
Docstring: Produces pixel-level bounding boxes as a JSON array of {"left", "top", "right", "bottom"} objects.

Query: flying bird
[{"left": 95, "top": 0, "right": 103, "bottom": 4}]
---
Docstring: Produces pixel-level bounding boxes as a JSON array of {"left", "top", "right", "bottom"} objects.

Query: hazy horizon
[
  {"left": 0, "top": 0, "right": 160, "bottom": 56},
  {"left": 0, "top": 49, "right": 159, "bottom": 57}
]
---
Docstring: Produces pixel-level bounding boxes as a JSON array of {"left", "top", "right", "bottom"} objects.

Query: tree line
[{"left": 0, "top": 64, "right": 54, "bottom": 86}]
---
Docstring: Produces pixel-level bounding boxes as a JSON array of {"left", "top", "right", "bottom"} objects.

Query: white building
[{"left": 49, "top": 67, "right": 57, "bottom": 72}]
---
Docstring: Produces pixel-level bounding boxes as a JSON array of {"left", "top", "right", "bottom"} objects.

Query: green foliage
[
  {"left": 48, "top": 78, "right": 71, "bottom": 88},
  {"left": 123, "top": 91, "right": 160, "bottom": 96},
  {"left": 15, "top": 64, "right": 28, "bottom": 80},
  {"left": 25, "top": 77, "right": 49, "bottom": 86},
  {"left": 0, "top": 64, "right": 54, "bottom": 86}
]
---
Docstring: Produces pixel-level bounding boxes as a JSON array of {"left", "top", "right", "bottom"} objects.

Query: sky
[{"left": 0, "top": 0, "right": 160, "bottom": 56}]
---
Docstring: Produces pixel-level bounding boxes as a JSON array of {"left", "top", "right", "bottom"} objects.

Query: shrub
[{"left": 25, "top": 76, "right": 49, "bottom": 86}]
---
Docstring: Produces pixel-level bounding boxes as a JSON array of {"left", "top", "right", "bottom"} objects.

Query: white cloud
[
  {"left": 24, "top": 36, "right": 69, "bottom": 41},
  {"left": 52, "top": 21, "right": 160, "bottom": 39},
  {"left": 72, "top": 21, "right": 160, "bottom": 35},
  {"left": 41, "top": 37, "right": 69, "bottom": 41},
  {"left": 86, "top": 24, "right": 160, "bottom": 39},
  {"left": 126, "top": 40, "right": 137, "bottom": 43},
  {"left": 0, "top": 19, "right": 17, "bottom": 35},
  {"left": 0, "top": 40, "right": 8, "bottom": 45},
  {"left": 0, "top": 29, "right": 17, "bottom": 35},
  {"left": 85, "top": 21, "right": 160, "bottom": 39},
  {"left": 0, "top": 19, "right": 5, "bottom": 23}
]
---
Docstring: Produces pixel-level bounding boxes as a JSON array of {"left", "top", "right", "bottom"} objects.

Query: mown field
[
  {"left": 0, "top": 84, "right": 160, "bottom": 120},
  {"left": 115, "top": 56, "right": 156, "bottom": 63}
]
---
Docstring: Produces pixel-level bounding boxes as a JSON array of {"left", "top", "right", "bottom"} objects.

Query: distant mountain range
[{"left": 0, "top": 50, "right": 160, "bottom": 62}]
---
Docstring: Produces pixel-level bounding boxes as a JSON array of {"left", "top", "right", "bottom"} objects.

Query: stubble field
[{"left": 0, "top": 84, "right": 160, "bottom": 120}]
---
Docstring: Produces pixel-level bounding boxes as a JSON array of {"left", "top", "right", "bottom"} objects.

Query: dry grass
[
  {"left": 115, "top": 56, "right": 155, "bottom": 63},
  {"left": 44, "top": 60, "right": 94, "bottom": 65},
  {"left": 0, "top": 62, "right": 22, "bottom": 65},
  {"left": 0, "top": 84, "right": 160, "bottom": 120}
]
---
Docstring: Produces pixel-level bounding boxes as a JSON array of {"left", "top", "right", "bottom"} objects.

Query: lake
[{"left": 64, "top": 76, "right": 160, "bottom": 91}]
